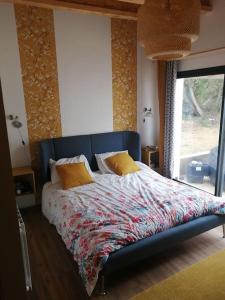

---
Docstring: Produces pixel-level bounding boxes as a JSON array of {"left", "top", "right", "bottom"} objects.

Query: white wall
[
  {"left": 179, "top": 0, "right": 225, "bottom": 71},
  {"left": 54, "top": 11, "right": 113, "bottom": 136},
  {"left": 0, "top": 4, "right": 30, "bottom": 167},
  {"left": 179, "top": 51, "right": 225, "bottom": 72},
  {"left": 137, "top": 46, "right": 159, "bottom": 147}
]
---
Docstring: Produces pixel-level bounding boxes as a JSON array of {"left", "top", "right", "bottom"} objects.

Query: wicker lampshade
[{"left": 138, "top": 0, "right": 201, "bottom": 60}]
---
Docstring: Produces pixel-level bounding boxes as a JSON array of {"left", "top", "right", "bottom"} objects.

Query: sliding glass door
[{"left": 174, "top": 66, "right": 225, "bottom": 197}]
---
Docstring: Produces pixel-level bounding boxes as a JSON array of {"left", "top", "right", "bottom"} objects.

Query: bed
[{"left": 40, "top": 131, "right": 225, "bottom": 296}]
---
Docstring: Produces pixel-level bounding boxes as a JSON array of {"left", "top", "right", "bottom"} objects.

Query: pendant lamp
[{"left": 138, "top": 0, "right": 201, "bottom": 60}]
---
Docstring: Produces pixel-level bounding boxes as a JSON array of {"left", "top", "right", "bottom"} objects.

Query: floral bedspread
[{"left": 42, "top": 162, "right": 225, "bottom": 295}]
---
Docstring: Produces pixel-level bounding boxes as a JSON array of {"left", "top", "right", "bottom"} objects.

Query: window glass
[{"left": 175, "top": 74, "right": 224, "bottom": 195}]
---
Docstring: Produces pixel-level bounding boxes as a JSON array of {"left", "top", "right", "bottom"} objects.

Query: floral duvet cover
[{"left": 42, "top": 162, "right": 225, "bottom": 295}]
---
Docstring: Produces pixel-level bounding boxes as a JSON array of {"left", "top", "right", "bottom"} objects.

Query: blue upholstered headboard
[{"left": 39, "top": 131, "right": 141, "bottom": 184}]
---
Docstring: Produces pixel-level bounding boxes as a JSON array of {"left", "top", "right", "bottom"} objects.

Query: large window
[{"left": 174, "top": 66, "right": 225, "bottom": 197}]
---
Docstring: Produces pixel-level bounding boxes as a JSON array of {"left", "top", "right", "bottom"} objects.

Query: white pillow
[
  {"left": 49, "top": 155, "right": 93, "bottom": 184},
  {"left": 95, "top": 150, "right": 128, "bottom": 174}
]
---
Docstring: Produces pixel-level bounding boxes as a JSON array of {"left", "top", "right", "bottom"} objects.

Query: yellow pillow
[
  {"left": 105, "top": 152, "right": 140, "bottom": 176},
  {"left": 56, "top": 162, "right": 94, "bottom": 190}
]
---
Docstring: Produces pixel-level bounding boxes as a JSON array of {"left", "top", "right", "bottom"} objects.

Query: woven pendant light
[{"left": 138, "top": 0, "right": 201, "bottom": 60}]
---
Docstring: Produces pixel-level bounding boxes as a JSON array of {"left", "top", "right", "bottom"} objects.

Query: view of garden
[
  {"left": 178, "top": 74, "right": 224, "bottom": 194},
  {"left": 181, "top": 75, "right": 224, "bottom": 157}
]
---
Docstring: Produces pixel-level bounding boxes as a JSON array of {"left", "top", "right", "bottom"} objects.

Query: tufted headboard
[{"left": 39, "top": 131, "right": 141, "bottom": 184}]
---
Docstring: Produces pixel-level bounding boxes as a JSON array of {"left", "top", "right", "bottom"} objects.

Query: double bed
[{"left": 40, "top": 131, "right": 225, "bottom": 296}]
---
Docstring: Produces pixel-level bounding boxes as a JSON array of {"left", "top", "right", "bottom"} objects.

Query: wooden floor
[{"left": 22, "top": 206, "right": 225, "bottom": 300}]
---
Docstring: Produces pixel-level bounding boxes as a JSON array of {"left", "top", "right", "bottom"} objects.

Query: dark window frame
[
  {"left": 177, "top": 65, "right": 225, "bottom": 79},
  {"left": 177, "top": 65, "right": 225, "bottom": 197}
]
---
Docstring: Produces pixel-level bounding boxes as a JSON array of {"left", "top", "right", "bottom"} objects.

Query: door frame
[{"left": 0, "top": 80, "right": 27, "bottom": 299}]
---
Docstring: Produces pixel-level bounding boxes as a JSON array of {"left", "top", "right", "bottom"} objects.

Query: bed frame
[{"left": 39, "top": 131, "right": 225, "bottom": 295}]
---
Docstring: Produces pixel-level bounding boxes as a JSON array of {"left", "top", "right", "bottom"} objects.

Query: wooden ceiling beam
[
  {"left": 116, "top": 0, "right": 212, "bottom": 8},
  {"left": 0, "top": 0, "right": 138, "bottom": 20},
  {"left": 116, "top": 0, "right": 144, "bottom": 4},
  {"left": 0, "top": 0, "right": 212, "bottom": 20}
]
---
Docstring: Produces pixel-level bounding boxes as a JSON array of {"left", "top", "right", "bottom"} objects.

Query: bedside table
[
  {"left": 12, "top": 167, "right": 36, "bottom": 209},
  {"left": 142, "top": 147, "right": 159, "bottom": 168}
]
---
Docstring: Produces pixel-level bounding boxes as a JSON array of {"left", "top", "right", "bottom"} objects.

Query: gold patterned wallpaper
[
  {"left": 111, "top": 18, "right": 137, "bottom": 131},
  {"left": 14, "top": 5, "right": 62, "bottom": 170},
  {"left": 13, "top": 6, "right": 137, "bottom": 171}
]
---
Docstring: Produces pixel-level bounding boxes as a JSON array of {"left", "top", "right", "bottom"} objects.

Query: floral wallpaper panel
[
  {"left": 14, "top": 5, "right": 62, "bottom": 170},
  {"left": 111, "top": 19, "right": 137, "bottom": 131}
]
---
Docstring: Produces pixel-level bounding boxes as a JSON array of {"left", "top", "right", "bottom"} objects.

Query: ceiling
[{"left": 0, "top": 0, "right": 212, "bottom": 20}]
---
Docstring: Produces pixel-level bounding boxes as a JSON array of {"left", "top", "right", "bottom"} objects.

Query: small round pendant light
[{"left": 137, "top": 0, "right": 201, "bottom": 60}]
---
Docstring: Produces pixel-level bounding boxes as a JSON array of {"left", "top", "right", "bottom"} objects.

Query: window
[{"left": 174, "top": 66, "right": 225, "bottom": 197}]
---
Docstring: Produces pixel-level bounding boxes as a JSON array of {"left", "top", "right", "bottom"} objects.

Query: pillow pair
[
  {"left": 50, "top": 151, "right": 140, "bottom": 190},
  {"left": 50, "top": 155, "right": 93, "bottom": 190},
  {"left": 95, "top": 151, "right": 140, "bottom": 176}
]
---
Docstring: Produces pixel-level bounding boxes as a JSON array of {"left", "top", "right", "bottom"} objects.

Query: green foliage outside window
[{"left": 182, "top": 76, "right": 224, "bottom": 126}]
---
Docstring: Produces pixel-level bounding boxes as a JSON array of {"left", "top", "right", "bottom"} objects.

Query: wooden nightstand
[
  {"left": 142, "top": 146, "right": 159, "bottom": 168},
  {"left": 12, "top": 167, "right": 36, "bottom": 209}
]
